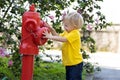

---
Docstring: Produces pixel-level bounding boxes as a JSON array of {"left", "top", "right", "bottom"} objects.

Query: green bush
[
  {"left": 34, "top": 62, "right": 66, "bottom": 80},
  {"left": 0, "top": 57, "right": 15, "bottom": 80}
]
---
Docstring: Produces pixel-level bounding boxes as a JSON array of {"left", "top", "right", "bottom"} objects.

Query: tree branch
[{"left": 3, "top": 0, "right": 14, "bottom": 18}]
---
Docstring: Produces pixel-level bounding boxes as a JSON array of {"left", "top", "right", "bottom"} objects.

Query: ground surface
[
  {"left": 89, "top": 52, "right": 120, "bottom": 80},
  {"left": 40, "top": 51, "right": 120, "bottom": 80}
]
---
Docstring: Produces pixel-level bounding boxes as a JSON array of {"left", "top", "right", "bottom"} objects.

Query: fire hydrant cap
[{"left": 29, "top": 4, "right": 35, "bottom": 11}]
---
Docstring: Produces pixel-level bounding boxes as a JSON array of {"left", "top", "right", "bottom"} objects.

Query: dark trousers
[{"left": 65, "top": 62, "right": 83, "bottom": 80}]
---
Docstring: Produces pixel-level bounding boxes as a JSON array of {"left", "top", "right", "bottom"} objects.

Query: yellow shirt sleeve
[
  {"left": 65, "top": 30, "right": 80, "bottom": 43},
  {"left": 59, "top": 31, "right": 66, "bottom": 36},
  {"left": 60, "top": 30, "right": 79, "bottom": 43}
]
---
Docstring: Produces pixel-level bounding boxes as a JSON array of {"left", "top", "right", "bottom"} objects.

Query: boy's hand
[
  {"left": 44, "top": 22, "right": 58, "bottom": 36},
  {"left": 43, "top": 30, "right": 52, "bottom": 39}
]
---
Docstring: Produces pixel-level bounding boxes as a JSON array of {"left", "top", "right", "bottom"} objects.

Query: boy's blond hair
[{"left": 63, "top": 12, "right": 83, "bottom": 29}]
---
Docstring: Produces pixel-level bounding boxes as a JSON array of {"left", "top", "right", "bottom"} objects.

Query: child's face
[{"left": 63, "top": 22, "right": 74, "bottom": 32}]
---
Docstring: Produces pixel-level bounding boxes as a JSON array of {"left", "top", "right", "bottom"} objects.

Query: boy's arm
[
  {"left": 44, "top": 22, "right": 58, "bottom": 36},
  {"left": 49, "top": 27, "right": 58, "bottom": 36},
  {"left": 43, "top": 30, "right": 67, "bottom": 42},
  {"left": 49, "top": 36, "right": 67, "bottom": 42}
]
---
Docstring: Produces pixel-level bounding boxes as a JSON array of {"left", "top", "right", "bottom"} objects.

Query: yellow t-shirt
[{"left": 60, "top": 29, "right": 83, "bottom": 66}]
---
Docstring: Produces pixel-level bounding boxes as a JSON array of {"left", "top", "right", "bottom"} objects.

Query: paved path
[
  {"left": 94, "top": 67, "right": 120, "bottom": 80},
  {"left": 40, "top": 51, "right": 120, "bottom": 80},
  {"left": 88, "top": 52, "right": 120, "bottom": 80}
]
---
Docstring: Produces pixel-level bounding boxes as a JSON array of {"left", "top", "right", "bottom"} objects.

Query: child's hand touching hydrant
[{"left": 43, "top": 29, "right": 52, "bottom": 39}]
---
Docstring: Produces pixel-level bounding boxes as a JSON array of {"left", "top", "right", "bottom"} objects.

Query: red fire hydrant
[{"left": 20, "top": 4, "right": 49, "bottom": 80}]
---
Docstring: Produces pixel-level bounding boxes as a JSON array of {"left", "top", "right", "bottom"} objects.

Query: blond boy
[{"left": 43, "top": 12, "right": 84, "bottom": 80}]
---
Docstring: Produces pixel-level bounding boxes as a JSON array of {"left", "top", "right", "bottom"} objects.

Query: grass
[
  {"left": 0, "top": 57, "right": 86, "bottom": 80},
  {"left": 34, "top": 62, "right": 86, "bottom": 80}
]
